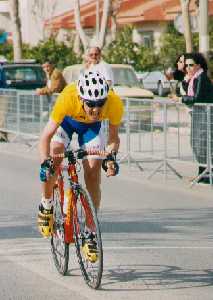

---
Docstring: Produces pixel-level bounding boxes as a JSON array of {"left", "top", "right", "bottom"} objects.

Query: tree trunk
[
  {"left": 180, "top": 0, "right": 193, "bottom": 52},
  {"left": 73, "top": 0, "right": 111, "bottom": 51},
  {"left": 73, "top": 32, "right": 81, "bottom": 55},
  {"left": 9, "top": 0, "right": 22, "bottom": 60},
  {"left": 73, "top": 0, "right": 88, "bottom": 51},
  {"left": 31, "top": 0, "right": 57, "bottom": 40},
  {"left": 110, "top": 0, "right": 122, "bottom": 42},
  {"left": 96, "top": 0, "right": 100, "bottom": 41},
  {"left": 99, "top": 0, "right": 111, "bottom": 48},
  {"left": 199, "top": 0, "right": 209, "bottom": 59}
]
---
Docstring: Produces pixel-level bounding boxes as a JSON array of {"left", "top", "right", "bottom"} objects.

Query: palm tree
[
  {"left": 180, "top": 0, "right": 193, "bottom": 52},
  {"left": 73, "top": 0, "right": 111, "bottom": 51},
  {"left": 9, "top": 0, "right": 22, "bottom": 60}
]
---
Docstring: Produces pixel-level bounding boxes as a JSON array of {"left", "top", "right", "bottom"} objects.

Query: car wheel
[{"left": 157, "top": 82, "right": 164, "bottom": 97}]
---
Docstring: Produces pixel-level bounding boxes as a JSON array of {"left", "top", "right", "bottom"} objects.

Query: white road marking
[{"left": 104, "top": 246, "right": 213, "bottom": 250}]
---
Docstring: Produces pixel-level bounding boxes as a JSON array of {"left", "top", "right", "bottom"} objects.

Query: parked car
[
  {"left": 63, "top": 63, "right": 154, "bottom": 99},
  {"left": 0, "top": 60, "right": 46, "bottom": 90},
  {"left": 0, "top": 60, "right": 48, "bottom": 126},
  {"left": 136, "top": 70, "right": 176, "bottom": 96},
  {"left": 63, "top": 64, "right": 154, "bottom": 131}
]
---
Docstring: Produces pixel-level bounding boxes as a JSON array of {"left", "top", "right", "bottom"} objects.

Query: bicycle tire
[
  {"left": 73, "top": 187, "right": 103, "bottom": 289},
  {"left": 51, "top": 185, "right": 69, "bottom": 275}
]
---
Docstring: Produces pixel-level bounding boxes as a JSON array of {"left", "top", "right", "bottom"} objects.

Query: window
[
  {"left": 138, "top": 30, "right": 153, "bottom": 48},
  {"left": 112, "top": 67, "right": 140, "bottom": 87}
]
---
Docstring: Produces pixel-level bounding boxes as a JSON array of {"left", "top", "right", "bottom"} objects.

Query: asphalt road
[{"left": 0, "top": 150, "right": 213, "bottom": 300}]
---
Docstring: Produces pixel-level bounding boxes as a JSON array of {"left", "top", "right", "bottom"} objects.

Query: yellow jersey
[{"left": 50, "top": 84, "right": 124, "bottom": 125}]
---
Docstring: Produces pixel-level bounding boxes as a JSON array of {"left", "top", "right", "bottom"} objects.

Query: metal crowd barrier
[
  {"left": 0, "top": 89, "right": 50, "bottom": 139},
  {"left": 0, "top": 89, "right": 212, "bottom": 185},
  {"left": 119, "top": 98, "right": 192, "bottom": 179}
]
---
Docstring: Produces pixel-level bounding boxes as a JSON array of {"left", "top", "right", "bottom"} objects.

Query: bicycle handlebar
[{"left": 53, "top": 149, "right": 110, "bottom": 160}]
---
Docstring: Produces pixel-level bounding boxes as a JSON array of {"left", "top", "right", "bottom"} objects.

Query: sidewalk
[{"left": 1, "top": 140, "right": 212, "bottom": 199}]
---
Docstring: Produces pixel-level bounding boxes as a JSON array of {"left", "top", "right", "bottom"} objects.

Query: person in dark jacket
[
  {"left": 165, "top": 53, "right": 187, "bottom": 96},
  {"left": 176, "top": 53, "right": 213, "bottom": 183}
]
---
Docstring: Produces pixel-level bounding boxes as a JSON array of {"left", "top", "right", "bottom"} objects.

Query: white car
[
  {"left": 136, "top": 70, "right": 176, "bottom": 97},
  {"left": 63, "top": 64, "right": 154, "bottom": 99}
]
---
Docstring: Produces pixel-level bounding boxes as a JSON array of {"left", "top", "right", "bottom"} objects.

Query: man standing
[
  {"left": 85, "top": 46, "right": 114, "bottom": 87},
  {"left": 36, "top": 61, "right": 66, "bottom": 96}
]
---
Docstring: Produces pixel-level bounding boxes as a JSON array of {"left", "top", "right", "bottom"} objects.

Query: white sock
[{"left": 41, "top": 196, "right": 53, "bottom": 210}]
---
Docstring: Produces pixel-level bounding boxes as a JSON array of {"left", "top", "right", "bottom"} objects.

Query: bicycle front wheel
[
  {"left": 51, "top": 185, "right": 69, "bottom": 275},
  {"left": 73, "top": 187, "right": 103, "bottom": 289}
]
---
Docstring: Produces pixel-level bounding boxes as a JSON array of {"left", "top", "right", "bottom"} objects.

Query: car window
[
  {"left": 112, "top": 68, "right": 140, "bottom": 87},
  {"left": 4, "top": 66, "right": 46, "bottom": 82}
]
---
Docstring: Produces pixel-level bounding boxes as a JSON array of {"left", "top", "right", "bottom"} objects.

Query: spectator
[
  {"left": 84, "top": 46, "right": 114, "bottom": 87},
  {"left": 174, "top": 52, "right": 213, "bottom": 183},
  {"left": 36, "top": 61, "right": 66, "bottom": 96},
  {"left": 165, "top": 53, "right": 188, "bottom": 96}
]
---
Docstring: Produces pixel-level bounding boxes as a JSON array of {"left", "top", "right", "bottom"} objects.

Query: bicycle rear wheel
[
  {"left": 73, "top": 187, "right": 103, "bottom": 289},
  {"left": 51, "top": 185, "right": 69, "bottom": 275}
]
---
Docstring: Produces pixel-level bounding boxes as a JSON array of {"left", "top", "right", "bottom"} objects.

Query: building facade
[
  {"left": 0, "top": 0, "right": 213, "bottom": 47},
  {"left": 0, "top": 0, "right": 90, "bottom": 45},
  {"left": 45, "top": 0, "right": 213, "bottom": 50}
]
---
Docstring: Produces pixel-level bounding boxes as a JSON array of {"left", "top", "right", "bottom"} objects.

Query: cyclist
[{"left": 38, "top": 70, "right": 124, "bottom": 261}]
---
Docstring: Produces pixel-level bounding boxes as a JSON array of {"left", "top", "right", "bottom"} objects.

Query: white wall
[
  {"left": 19, "top": 0, "right": 90, "bottom": 46},
  {"left": 0, "top": 0, "right": 9, "bottom": 13},
  {"left": 0, "top": 1, "right": 10, "bottom": 32}
]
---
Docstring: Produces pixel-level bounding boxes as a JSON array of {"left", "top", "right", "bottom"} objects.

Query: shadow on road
[{"left": 101, "top": 264, "right": 213, "bottom": 291}]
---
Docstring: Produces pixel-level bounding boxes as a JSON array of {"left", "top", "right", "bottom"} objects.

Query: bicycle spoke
[
  {"left": 51, "top": 186, "right": 69, "bottom": 275},
  {"left": 73, "top": 188, "right": 103, "bottom": 289}
]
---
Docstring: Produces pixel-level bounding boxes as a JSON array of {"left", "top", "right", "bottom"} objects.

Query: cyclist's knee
[
  {"left": 85, "top": 170, "right": 100, "bottom": 183},
  {"left": 83, "top": 161, "right": 101, "bottom": 183},
  {"left": 85, "top": 170, "right": 101, "bottom": 190},
  {"left": 50, "top": 141, "right": 64, "bottom": 167}
]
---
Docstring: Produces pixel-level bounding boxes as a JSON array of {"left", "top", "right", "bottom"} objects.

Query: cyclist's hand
[
  {"left": 106, "top": 160, "right": 119, "bottom": 177},
  {"left": 102, "top": 151, "right": 119, "bottom": 177},
  {"left": 39, "top": 158, "right": 55, "bottom": 182}
]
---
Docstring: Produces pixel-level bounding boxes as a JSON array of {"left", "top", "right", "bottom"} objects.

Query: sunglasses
[
  {"left": 89, "top": 52, "right": 100, "bottom": 57},
  {"left": 185, "top": 63, "right": 195, "bottom": 67},
  {"left": 84, "top": 99, "right": 106, "bottom": 108}
]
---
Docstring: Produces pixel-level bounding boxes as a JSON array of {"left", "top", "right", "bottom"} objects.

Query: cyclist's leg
[
  {"left": 38, "top": 125, "right": 71, "bottom": 237},
  {"left": 82, "top": 159, "right": 102, "bottom": 210},
  {"left": 41, "top": 141, "right": 65, "bottom": 199},
  {"left": 76, "top": 121, "right": 105, "bottom": 264},
  {"left": 79, "top": 121, "right": 106, "bottom": 210}
]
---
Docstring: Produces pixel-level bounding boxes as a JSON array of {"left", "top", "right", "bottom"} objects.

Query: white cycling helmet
[{"left": 77, "top": 70, "right": 109, "bottom": 101}]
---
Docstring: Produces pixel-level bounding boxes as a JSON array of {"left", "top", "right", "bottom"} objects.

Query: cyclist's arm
[
  {"left": 39, "top": 119, "right": 59, "bottom": 163},
  {"left": 106, "top": 123, "right": 120, "bottom": 153},
  {"left": 103, "top": 123, "right": 120, "bottom": 177}
]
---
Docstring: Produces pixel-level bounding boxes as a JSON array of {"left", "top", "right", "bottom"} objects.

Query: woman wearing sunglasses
[
  {"left": 165, "top": 53, "right": 188, "bottom": 97},
  {"left": 38, "top": 70, "right": 123, "bottom": 241},
  {"left": 176, "top": 53, "right": 213, "bottom": 183}
]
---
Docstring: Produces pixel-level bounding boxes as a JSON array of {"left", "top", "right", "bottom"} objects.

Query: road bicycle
[{"left": 50, "top": 148, "right": 106, "bottom": 289}]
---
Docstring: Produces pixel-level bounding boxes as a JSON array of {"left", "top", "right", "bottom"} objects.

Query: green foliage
[
  {"left": 2, "top": 20, "right": 213, "bottom": 75},
  {"left": 103, "top": 26, "right": 139, "bottom": 67},
  {"left": 159, "top": 22, "right": 202, "bottom": 69},
  {"left": 136, "top": 45, "right": 160, "bottom": 71},
  {"left": 0, "top": 43, "right": 13, "bottom": 61},
  {"left": 0, "top": 37, "right": 81, "bottom": 68},
  {"left": 22, "top": 37, "right": 81, "bottom": 69},
  {"left": 159, "top": 23, "right": 186, "bottom": 69}
]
